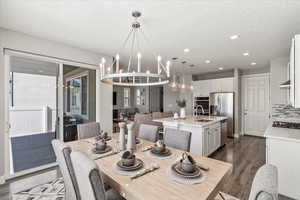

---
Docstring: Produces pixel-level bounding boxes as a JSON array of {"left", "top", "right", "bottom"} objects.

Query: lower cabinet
[
  {"left": 203, "top": 122, "right": 221, "bottom": 156},
  {"left": 266, "top": 138, "right": 300, "bottom": 199}
]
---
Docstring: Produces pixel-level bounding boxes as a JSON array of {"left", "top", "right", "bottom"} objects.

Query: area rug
[{"left": 12, "top": 178, "right": 65, "bottom": 200}]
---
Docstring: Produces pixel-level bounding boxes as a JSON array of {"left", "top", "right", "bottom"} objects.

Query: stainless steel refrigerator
[{"left": 209, "top": 92, "right": 234, "bottom": 138}]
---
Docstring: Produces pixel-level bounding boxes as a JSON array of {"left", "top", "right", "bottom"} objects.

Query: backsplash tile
[{"left": 272, "top": 104, "right": 300, "bottom": 123}]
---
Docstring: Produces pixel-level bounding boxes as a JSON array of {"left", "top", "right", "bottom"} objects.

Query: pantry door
[{"left": 242, "top": 74, "right": 270, "bottom": 137}]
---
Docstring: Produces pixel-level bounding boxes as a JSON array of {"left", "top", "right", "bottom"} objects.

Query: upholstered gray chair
[
  {"left": 164, "top": 128, "right": 191, "bottom": 152},
  {"left": 248, "top": 164, "right": 278, "bottom": 200},
  {"left": 52, "top": 139, "right": 81, "bottom": 200},
  {"left": 215, "top": 164, "right": 278, "bottom": 200},
  {"left": 138, "top": 124, "right": 159, "bottom": 142},
  {"left": 70, "top": 151, "right": 125, "bottom": 200},
  {"left": 77, "top": 122, "right": 100, "bottom": 139}
]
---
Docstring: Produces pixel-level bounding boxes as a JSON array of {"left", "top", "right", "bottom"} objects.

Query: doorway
[
  {"left": 7, "top": 56, "right": 59, "bottom": 174},
  {"left": 242, "top": 74, "right": 270, "bottom": 137},
  {"left": 4, "top": 50, "right": 99, "bottom": 177}
]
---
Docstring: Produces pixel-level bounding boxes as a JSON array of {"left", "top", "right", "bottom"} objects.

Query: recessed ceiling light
[
  {"left": 243, "top": 52, "right": 249, "bottom": 56},
  {"left": 230, "top": 35, "right": 240, "bottom": 40},
  {"left": 218, "top": 67, "right": 223, "bottom": 70},
  {"left": 205, "top": 60, "right": 211, "bottom": 64},
  {"left": 251, "top": 62, "right": 257, "bottom": 66},
  {"left": 183, "top": 48, "right": 190, "bottom": 53}
]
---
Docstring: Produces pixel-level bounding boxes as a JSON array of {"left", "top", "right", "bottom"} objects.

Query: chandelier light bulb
[
  {"left": 146, "top": 70, "right": 150, "bottom": 74},
  {"left": 116, "top": 54, "right": 120, "bottom": 60},
  {"left": 181, "top": 84, "right": 185, "bottom": 89},
  {"left": 101, "top": 57, "right": 106, "bottom": 64},
  {"left": 137, "top": 52, "right": 142, "bottom": 58}
]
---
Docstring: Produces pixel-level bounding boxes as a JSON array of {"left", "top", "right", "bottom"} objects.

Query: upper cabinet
[
  {"left": 193, "top": 77, "right": 234, "bottom": 97},
  {"left": 289, "top": 35, "right": 300, "bottom": 108}
]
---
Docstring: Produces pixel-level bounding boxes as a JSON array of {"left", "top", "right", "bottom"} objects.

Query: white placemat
[
  {"left": 147, "top": 151, "right": 175, "bottom": 160},
  {"left": 166, "top": 167, "right": 206, "bottom": 185},
  {"left": 113, "top": 163, "right": 144, "bottom": 176}
]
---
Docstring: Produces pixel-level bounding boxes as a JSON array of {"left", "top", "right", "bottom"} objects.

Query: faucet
[{"left": 195, "top": 105, "right": 205, "bottom": 118}]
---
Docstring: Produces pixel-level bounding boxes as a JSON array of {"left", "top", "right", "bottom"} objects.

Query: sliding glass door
[
  {"left": 62, "top": 65, "right": 96, "bottom": 142},
  {"left": 8, "top": 56, "right": 59, "bottom": 174},
  {"left": 4, "top": 51, "right": 99, "bottom": 176}
]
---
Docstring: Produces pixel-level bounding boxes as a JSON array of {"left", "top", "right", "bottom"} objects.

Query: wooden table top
[{"left": 67, "top": 136, "right": 232, "bottom": 200}]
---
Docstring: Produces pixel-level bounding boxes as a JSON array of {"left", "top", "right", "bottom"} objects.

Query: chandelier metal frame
[{"left": 100, "top": 11, "right": 171, "bottom": 86}]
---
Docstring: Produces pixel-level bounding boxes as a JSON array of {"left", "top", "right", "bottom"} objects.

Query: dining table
[{"left": 67, "top": 134, "right": 232, "bottom": 200}]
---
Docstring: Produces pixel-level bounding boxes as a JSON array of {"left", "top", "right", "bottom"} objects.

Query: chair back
[
  {"left": 138, "top": 124, "right": 159, "bottom": 142},
  {"left": 77, "top": 122, "right": 100, "bottom": 139},
  {"left": 248, "top": 164, "right": 278, "bottom": 200},
  {"left": 71, "top": 151, "right": 106, "bottom": 200},
  {"left": 52, "top": 140, "right": 81, "bottom": 200},
  {"left": 164, "top": 128, "right": 191, "bottom": 151}
]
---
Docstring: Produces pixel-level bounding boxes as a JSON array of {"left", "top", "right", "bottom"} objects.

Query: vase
[{"left": 180, "top": 108, "right": 186, "bottom": 119}]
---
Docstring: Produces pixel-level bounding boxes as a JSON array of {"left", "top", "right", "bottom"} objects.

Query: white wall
[
  {"left": 0, "top": 28, "right": 112, "bottom": 180},
  {"left": 270, "top": 56, "right": 289, "bottom": 107}
]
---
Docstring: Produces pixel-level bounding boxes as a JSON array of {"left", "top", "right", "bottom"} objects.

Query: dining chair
[
  {"left": 51, "top": 139, "right": 81, "bottom": 200},
  {"left": 70, "top": 151, "right": 125, "bottom": 200},
  {"left": 216, "top": 164, "right": 278, "bottom": 200},
  {"left": 138, "top": 124, "right": 159, "bottom": 142},
  {"left": 77, "top": 122, "right": 100, "bottom": 139},
  {"left": 164, "top": 128, "right": 191, "bottom": 151},
  {"left": 248, "top": 164, "right": 278, "bottom": 200}
]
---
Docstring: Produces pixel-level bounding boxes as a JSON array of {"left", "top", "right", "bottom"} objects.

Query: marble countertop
[
  {"left": 264, "top": 123, "right": 300, "bottom": 142},
  {"left": 153, "top": 115, "right": 228, "bottom": 128}
]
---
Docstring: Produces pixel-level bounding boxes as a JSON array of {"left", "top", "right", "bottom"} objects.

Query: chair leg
[{"left": 219, "top": 192, "right": 226, "bottom": 200}]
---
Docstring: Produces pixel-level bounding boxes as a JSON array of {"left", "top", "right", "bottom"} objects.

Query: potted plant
[{"left": 176, "top": 99, "right": 186, "bottom": 119}]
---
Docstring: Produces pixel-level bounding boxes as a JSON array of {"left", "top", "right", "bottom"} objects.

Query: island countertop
[{"left": 153, "top": 115, "right": 227, "bottom": 128}]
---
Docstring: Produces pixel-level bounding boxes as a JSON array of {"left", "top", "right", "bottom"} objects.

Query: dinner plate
[
  {"left": 92, "top": 146, "right": 112, "bottom": 154},
  {"left": 171, "top": 163, "right": 202, "bottom": 178},
  {"left": 150, "top": 148, "right": 171, "bottom": 156},
  {"left": 116, "top": 158, "right": 144, "bottom": 171}
]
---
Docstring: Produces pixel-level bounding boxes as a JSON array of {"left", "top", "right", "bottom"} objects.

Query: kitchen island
[{"left": 154, "top": 115, "right": 227, "bottom": 156}]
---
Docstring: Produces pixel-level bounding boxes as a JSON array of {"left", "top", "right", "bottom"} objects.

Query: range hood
[{"left": 280, "top": 80, "right": 291, "bottom": 88}]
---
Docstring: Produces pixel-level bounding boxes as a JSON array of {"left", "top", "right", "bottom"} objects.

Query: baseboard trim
[{"left": 0, "top": 175, "right": 6, "bottom": 185}]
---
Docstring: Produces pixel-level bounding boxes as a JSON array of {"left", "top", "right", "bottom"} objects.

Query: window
[
  {"left": 124, "top": 88, "right": 130, "bottom": 107},
  {"left": 66, "top": 74, "right": 88, "bottom": 117},
  {"left": 136, "top": 89, "right": 141, "bottom": 105}
]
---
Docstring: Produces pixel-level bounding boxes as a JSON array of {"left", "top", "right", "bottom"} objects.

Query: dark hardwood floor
[{"left": 211, "top": 135, "right": 293, "bottom": 200}]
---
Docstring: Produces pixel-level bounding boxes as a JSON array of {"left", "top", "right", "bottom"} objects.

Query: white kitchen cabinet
[
  {"left": 204, "top": 122, "right": 221, "bottom": 156},
  {"left": 220, "top": 78, "right": 234, "bottom": 92},
  {"left": 193, "top": 77, "right": 234, "bottom": 97},
  {"left": 192, "top": 80, "right": 211, "bottom": 97},
  {"left": 266, "top": 138, "right": 300, "bottom": 199}
]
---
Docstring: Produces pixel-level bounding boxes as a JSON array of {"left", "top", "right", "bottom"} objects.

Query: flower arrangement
[{"left": 176, "top": 99, "right": 186, "bottom": 108}]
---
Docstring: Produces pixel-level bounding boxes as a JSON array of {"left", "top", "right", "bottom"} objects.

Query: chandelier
[{"left": 100, "top": 11, "right": 171, "bottom": 86}]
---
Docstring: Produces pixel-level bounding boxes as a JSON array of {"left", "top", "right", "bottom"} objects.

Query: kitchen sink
[{"left": 195, "top": 119, "right": 212, "bottom": 122}]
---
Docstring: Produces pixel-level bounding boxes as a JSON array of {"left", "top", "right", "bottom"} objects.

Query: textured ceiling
[{"left": 1, "top": 0, "right": 300, "bottom": 75}]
